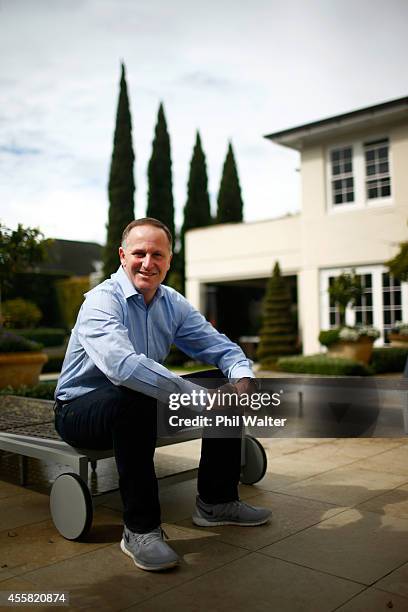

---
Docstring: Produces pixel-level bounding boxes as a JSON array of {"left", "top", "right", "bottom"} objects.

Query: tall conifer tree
[
  {"left": 180, "top": 131, "right": 212, "bottom": 288},
  {"left": 216, "top": 142, "right": 244, "bottom": 223},
  {"left": 103, "top": 63, "right": 135, "bottom": 279},
  {"left": 146, "top": 103, "right": 175, "bottom": 241}
]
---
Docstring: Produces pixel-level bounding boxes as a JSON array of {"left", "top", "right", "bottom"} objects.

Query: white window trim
[
  {"left": 326, "top": 136, "right": 393, "bottom": 214},
  {"left": 320, "top": 265, "right": 408, "bottom": 347}
]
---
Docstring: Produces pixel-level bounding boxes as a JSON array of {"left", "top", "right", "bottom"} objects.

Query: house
[{"left": 184, "top": 96, "right": 408, "bottom": 355}]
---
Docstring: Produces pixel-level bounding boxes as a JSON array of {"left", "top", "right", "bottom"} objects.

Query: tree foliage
[
  {"left": 180, "top": 131, "right": 212, "bottom": 290},
  {"left": 103, "top": 62, "right": 135, "bottom": 279},
  {"left": 256, "top": 262, "right": 297, "bottom": 367},
  {"left": 146, "top": 103, "right": 175, "bottom": 240},
  {"left": 0, "top": 223, "right": 50, "bottom": 292},
  {"left": 328, "top": 271, "right": 362, "bottom": 326},
  {"left": 387, "top": 241, "right": 408, "bottom": 282},
  {"left": 216, "top": 142, "right": 243, "bottom": 223}
]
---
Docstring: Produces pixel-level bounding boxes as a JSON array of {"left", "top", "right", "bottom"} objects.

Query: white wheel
[
  {"left": 50, "top": 473, "right": 93, "bottom": 540},
  {"left": 240, "top": 435, "right": 267, "bottom": 485}
]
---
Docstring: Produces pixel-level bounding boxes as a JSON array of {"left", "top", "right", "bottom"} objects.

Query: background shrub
[
  {"left": 0, "top": 330, "right": 42, "bottom": 353},
  {"left": 371, "top": 347, "right": 408, "bottom": 374},
  {"left": 0, "top": 381, "right": 57, "bottom": 400},
  {"left": 55, "top": 276, "right": 89, "bottom": 330},
  {"left": 8, "top": 328, "right": 67, "bottom": 347},
  {"left": 1, "top": 298, "right": 42, "bottom": 329},
  {"left": 277, "top": 354, "right": 372, "bottom": 376}
]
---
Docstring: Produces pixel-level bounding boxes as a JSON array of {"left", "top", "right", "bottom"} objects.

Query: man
[{"left": 55, "top": 217, "right": 270, "bottom": 571}]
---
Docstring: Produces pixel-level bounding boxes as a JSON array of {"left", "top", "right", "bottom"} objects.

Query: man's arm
[
  {"left": 76, "top": 289, "right": 205, "bottom": 402},
  {"left": 174, "top": 297, "right": 254, "bottom": 380}
]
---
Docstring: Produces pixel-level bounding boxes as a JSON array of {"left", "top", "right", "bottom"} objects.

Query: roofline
[{"left": 264, "top": 96, "right": 408, "bottom": 150}]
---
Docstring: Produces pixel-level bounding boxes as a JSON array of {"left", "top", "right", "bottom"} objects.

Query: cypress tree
[
  {"left": 257, "top": 262, "right": 298, "bottom": 368},
  {"left": 180, "top": 131, "right": 212, "bottom": 289},
  {"left": 146, "top": 103, "right": 175, "bottom": 240},
  {"left": 103, "top": 62, "right": 135, "bottom": 279},
  {"left": 216, "top": 142, "right": 244, "bottom": 223}
]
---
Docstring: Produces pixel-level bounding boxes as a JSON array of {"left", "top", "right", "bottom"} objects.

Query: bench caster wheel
[
  {"left": 240, "top": 435, "right": 267, "bottom": 485},
  {"left": 50, "top": 473, "right": 93, "bottom": 540}
]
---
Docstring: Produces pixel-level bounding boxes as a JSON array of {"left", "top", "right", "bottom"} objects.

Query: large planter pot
[
  {"left": 327, "top": 338, "right": 374, "bottom": 364},
  {"left": 389, "top": 333, "right": 408, "bottom": 348},
  {"left": 0, "top": 352, "right": 48, "bottom": 389}
]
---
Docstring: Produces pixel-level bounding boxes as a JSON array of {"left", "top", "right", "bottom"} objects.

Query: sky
[{"left": 1, "top": 0, "right": 408, "bottom": 244}]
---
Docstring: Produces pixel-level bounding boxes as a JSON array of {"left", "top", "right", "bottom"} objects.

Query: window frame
[{"left": 326, "top": 135, "right": 393, "bottom": 214}]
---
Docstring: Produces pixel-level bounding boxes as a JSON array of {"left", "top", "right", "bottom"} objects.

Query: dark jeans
[{"left": 54, "top": 370, "right": 242, "bottom": 533}]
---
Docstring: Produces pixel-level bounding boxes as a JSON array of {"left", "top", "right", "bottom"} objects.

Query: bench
[{"left": 0, "top": 395, "right": 267, "bottom": 540}]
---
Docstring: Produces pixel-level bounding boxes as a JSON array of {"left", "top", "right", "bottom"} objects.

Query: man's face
[{"left": 119, "top": 225, "right": 172, "bottom": 303}]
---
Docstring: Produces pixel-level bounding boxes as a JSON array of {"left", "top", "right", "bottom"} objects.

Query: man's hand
[
  {"left": 233, "top": 377, "right": 259, "bottom": 396},
  {"left": 206, "top": 382, "right": 239, "bottom": 411}
]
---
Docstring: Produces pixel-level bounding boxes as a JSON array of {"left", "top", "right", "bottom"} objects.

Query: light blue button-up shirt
[{"left": 55, "top": 266, "right": 253, "bottom": 403}]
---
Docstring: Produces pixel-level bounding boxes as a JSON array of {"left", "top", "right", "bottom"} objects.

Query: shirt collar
[{"left": 113, "top": 266, "right": 164, "bottom": 301}]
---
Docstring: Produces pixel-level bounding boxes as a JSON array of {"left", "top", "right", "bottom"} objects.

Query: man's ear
[
  {"left": 119, "top": 246, "right": 125, "bottom": 265},
  {"left": 168, "top": 252, "right": 173, "bottom": 269}
]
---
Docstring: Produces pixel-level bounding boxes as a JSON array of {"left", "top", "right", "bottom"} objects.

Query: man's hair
[{"left": 121, "top": 218, "right": 173, "bottom": 251}]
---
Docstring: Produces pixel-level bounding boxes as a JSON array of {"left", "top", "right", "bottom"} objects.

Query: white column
[
  {"left": 185, "top": 279, "right": 203, "bottom": 312},
  {"left": 299, "top": 267, "right": 321, "bottom": 355}
]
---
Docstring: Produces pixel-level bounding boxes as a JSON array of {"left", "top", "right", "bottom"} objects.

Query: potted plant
[
  {"left": 388, "top": 321, "right": 408, "bottom": 347},
  {"left": 0, "top": 330, "right": 48, "bottom": 389},
  {"left": 320, "top": 272, "right": 379, "bottom": 364},
  {"left": 319, "top": 326, "right": 380, "bottom": 364}
]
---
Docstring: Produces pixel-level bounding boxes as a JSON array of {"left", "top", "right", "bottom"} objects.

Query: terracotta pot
[
  {"left": 0, "top": 352, "right": 48, "bottom": 389},
  {"left": 389, "top": 333, "right": 408, "bottom": 348},
  {"left": 327, "top": 338, "right": 374, "bottom": 364}
]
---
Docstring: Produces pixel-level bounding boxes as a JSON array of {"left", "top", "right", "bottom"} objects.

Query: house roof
[
  {"left": 264, "top": 96, "right": 408, "bottom": 150},
  {"left": 39, "top": 239, "right": 103, "bottom": 277}
]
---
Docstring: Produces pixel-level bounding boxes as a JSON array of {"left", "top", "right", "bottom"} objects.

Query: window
[
  {"left": 382, "top": 272, "right": 402, "bottom": 341},
  {"left": 330, "top": 147, "right": 354, "bottom": 205},
  {"left": 354, "top": 274, "right": 373, "bottom": 326},
  {"left": 328, "top": 276, "right": 341, "bottom": 327},
  {"left": 364, "top": 139, "right": 391, "bottom": 200}
]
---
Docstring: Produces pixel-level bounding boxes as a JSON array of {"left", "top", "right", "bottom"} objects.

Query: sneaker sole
[
  {"left": 120, "top": 539, "right": 179, "bottom": 571},
  {"left": 192, "top": 515, "right": 270, "bottom": 527}
]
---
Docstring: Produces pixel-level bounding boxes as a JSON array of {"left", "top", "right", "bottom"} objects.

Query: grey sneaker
[
  {"left": 120, "top": 526, "right": 180, "bottom": 571},
  {"left": 192, "top": 496, "right": 271, "bottom": 527}
]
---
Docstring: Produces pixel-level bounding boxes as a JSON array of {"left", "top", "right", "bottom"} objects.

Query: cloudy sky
[{"left": 1, "top": 0, "right": 408, "bottom": 244}]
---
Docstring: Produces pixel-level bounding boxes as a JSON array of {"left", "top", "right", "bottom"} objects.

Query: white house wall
[{"left": 186, "top": 114, "right": 408, "bottom": 356}]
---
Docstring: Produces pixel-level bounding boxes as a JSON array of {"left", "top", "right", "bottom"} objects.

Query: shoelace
[{"left": 130, "top": 527, "right": 168, "bottom": 547}]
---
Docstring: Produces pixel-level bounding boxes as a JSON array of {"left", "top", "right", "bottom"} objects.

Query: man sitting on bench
[{"left": 54, "top": 217, "right": 270, "bottom": 572}]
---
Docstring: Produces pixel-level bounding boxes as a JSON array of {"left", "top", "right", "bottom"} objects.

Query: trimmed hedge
[
  {"left": 371, "top": 347, "right": 408, "bottom": 374},
  {"left": 277, "top": 354, "right": 372, "bottom": 376},
  {"left": 8, "top": 328, "right": 67, "bottom": 347},
  {"left": 0, "top": 330, "right": 42, "bottom": 353},
  {"left": 0, "top": 381, "right": 57, "bottom": 400}
]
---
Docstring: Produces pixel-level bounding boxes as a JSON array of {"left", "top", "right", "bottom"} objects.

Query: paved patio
[{"left": 1, "top": 435, "right": 408, "bottom": 611}]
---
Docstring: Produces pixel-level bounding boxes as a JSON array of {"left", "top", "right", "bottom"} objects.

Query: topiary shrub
[
  {"left": 257, "top": 262, "right": 298, "bottom": 366},
  {"left": 277, "top": 354, "right": 372, "bottom": 376},
  {"left": 1, "top": 298, "right": 42, "bottom": 329}
]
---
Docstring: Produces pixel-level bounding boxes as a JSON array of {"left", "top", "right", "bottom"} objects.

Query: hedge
[
  {"left": 277, "top": 355, "right": 372, "bottom": 376},
  {"left": 0, "top": 381, "right": 57, "bottom": 400},
  {"left": 8, "top": 328, "right": 67, "bottom": 347},
  {"left": 371, "top": 347, "right": 408, "bottom": 374}
]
